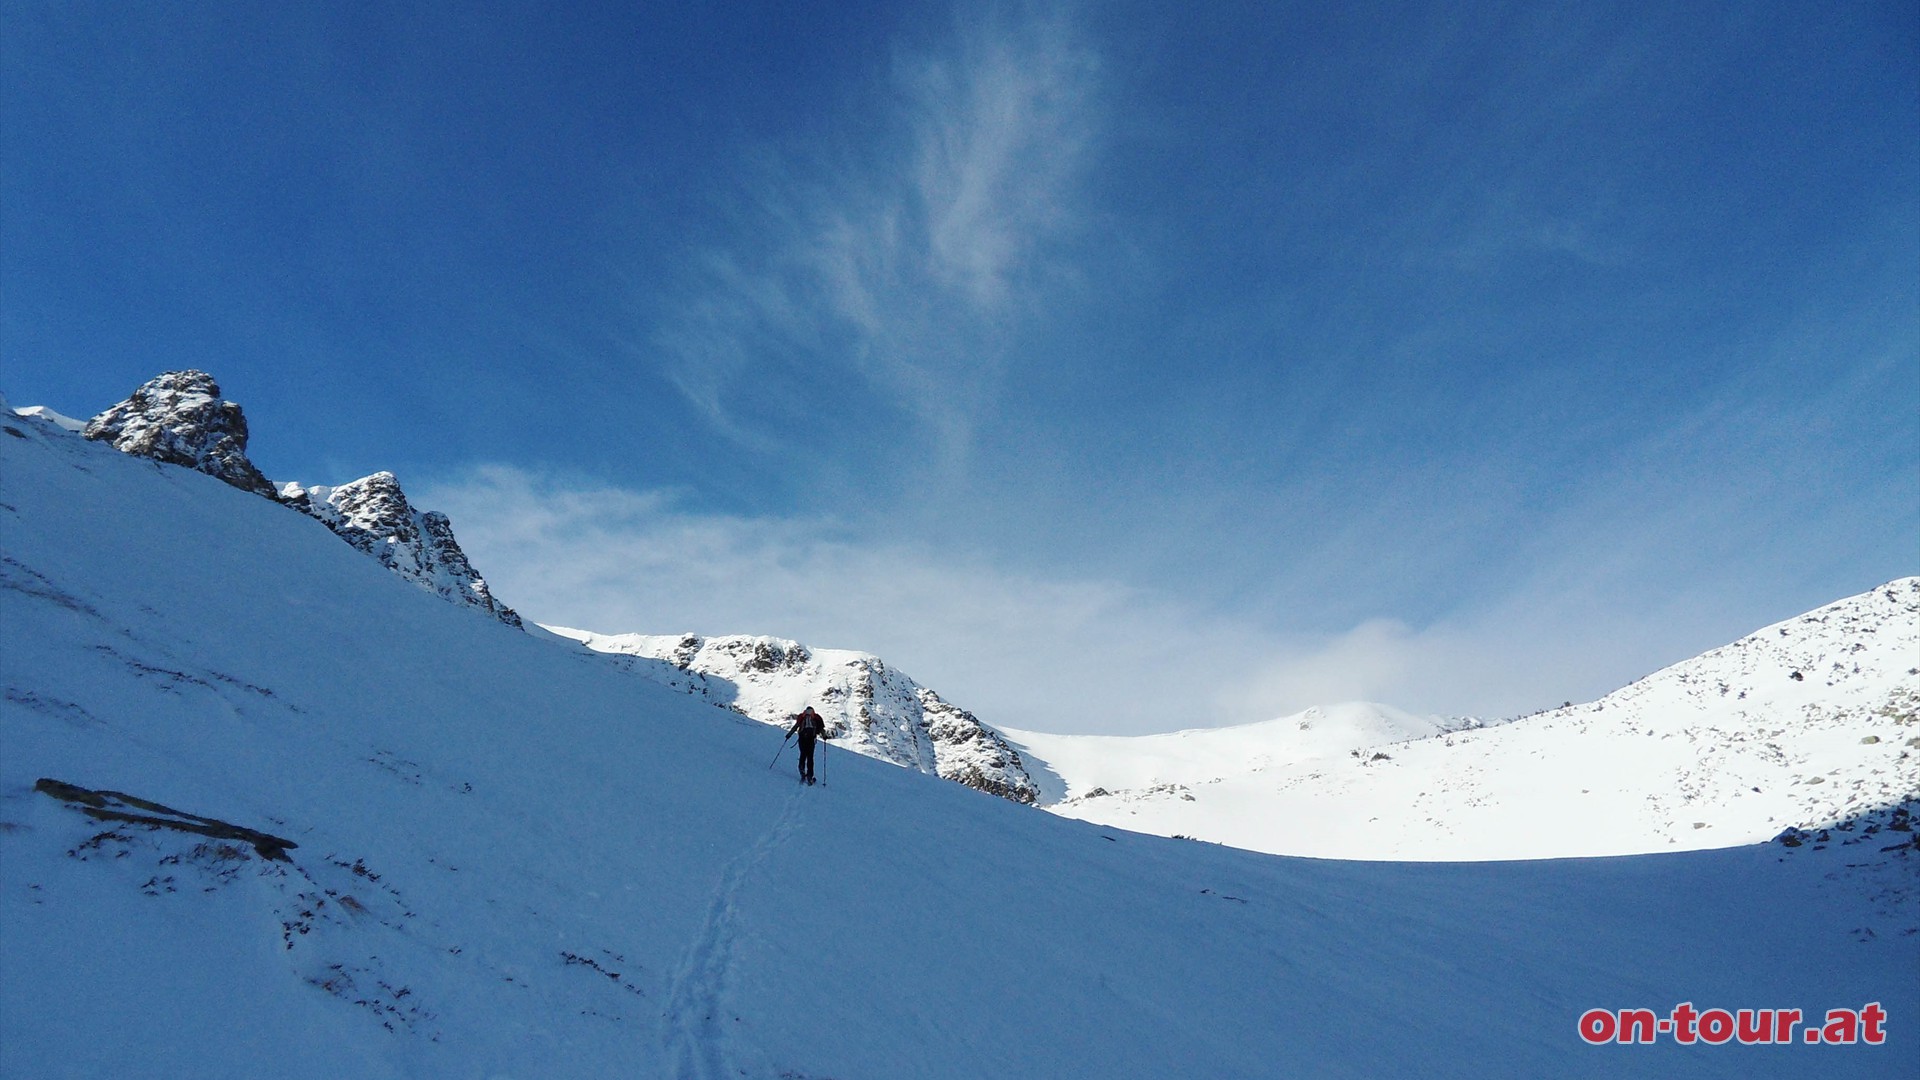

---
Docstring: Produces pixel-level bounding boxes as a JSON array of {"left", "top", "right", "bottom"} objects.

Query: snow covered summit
[{"left": 1008, "top": 700, "right": 1476, "bottom": 804}]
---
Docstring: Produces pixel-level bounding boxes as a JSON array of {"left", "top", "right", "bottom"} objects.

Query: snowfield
[{"left": 2, "top": 401, "right": 1915, "bottom": 1078}]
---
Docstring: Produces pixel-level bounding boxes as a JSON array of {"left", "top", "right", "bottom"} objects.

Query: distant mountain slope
[
  {"left": 1014, "top": 580, "right": 1919, "bottom": 860},
  {"left": 13, "top": 405, "right": 85, "bottom": 432},
  {"left": 1, "top": 393, "right": 1914, "bottom": 1078},
  {"left": 548, "top": 628, "right": 1039, "bottom": 803}
]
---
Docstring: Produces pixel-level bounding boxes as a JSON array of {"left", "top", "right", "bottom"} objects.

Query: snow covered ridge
[
  {"left": 1014, "top": 579, "right": 1920, "bottom": 860},
  {"left": 42, "top": 370, "right": 1021, "bottom": 798},
  {"left": 546, "top": 629, "right": 1041, "bottom": 803},
  {"left": 49, "top": 370, "right": 521, "bottom": 628}
]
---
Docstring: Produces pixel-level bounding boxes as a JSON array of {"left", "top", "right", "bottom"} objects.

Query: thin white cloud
[
  {"left": 647, "top": 4, "right": 1100, "bottom": 467},
  {"left": 902, "top": 7, "right": 1097, "bottom": 308}
]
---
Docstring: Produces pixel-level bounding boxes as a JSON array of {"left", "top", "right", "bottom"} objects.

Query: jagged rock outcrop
[
  {"left": 548, "top": 628, "right": 1040, "bottom": 803},
  {"left": 918, "top": 688, "right": 1038, "bottom": 803},
  {"left": 281, "top": 473, "right": 521, "bottom": 628},
  {"left": 83, "top": 371, "right": 521, "bottom": 628},
  {"left": 83, "top": 370, "right": 278, "bottom": 499}
]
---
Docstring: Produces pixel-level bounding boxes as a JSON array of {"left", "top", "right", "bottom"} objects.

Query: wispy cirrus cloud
[{"left": 648, "top": 4, "right": 1100, "bottom": 466}]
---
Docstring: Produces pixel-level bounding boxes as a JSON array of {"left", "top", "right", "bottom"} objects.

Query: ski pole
[{"left": 768, "top": 733, "right": 792, "bottom": 769}]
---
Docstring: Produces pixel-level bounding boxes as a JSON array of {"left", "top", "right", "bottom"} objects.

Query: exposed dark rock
[
  {"left": 35, "top": 777, "right": 297, "bottom": 861},
  {"left": 697, "top": 637, "right": 812, "bottom": 674},
  {"left": 84, "top": 370, "right": 278, "bottom": 499},
  {"left": 918, "top": 688, "right": 1039, "bottom": 804},
  {"left": 1775, "top": 801, "right": 1917, "bottom": 852}
]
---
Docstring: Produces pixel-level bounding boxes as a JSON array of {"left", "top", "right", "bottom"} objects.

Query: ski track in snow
[{"left": 660, "top": 786, "right": 803, "bottom": 1080}]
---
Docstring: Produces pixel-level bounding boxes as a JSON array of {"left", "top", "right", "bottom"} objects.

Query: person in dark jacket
[{"left": 788, "top": 706, "right": 827, "bottom": 785}]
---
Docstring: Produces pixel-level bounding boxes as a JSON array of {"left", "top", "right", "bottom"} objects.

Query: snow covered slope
[
  {"left": 1011, "top": 583, "right": 1919, "bottom": 860},
  {"left": 1, "top": 402, "right": 1914, "bottom": 1078},
  {"left": 548, "top": 629, "right": 1039, "bottom": 803},
  {"left": 71, "top": 371, "right": 1018, "bottom": 788}
]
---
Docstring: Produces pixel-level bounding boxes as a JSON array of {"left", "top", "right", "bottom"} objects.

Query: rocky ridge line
[
  {"left": 281, "top": 473, "right": 521, "bottom": 627},
  {"left": 82, "top": 371, "right": 520, "bottom": 628}
]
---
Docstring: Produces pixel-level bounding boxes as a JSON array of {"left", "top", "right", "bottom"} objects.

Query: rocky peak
[
  {"left": 83, "top": 371, "right": 277, "bottom": 499},
  {"left": 281, "top": 473, "right": 522, "bottom": 628}
]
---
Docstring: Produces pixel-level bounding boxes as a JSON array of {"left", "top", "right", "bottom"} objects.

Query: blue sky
[{"left": 5, "top": 1, "right": 1915, "bottom": 734}]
